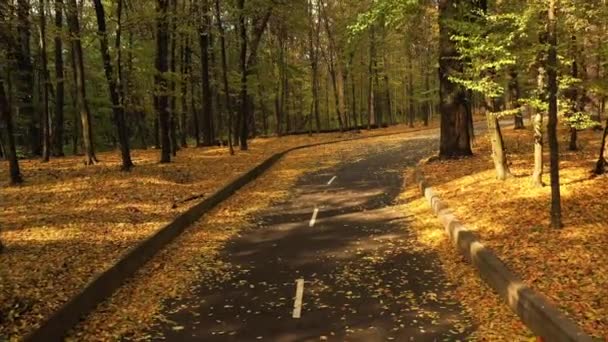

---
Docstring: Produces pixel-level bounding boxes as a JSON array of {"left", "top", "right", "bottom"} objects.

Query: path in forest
[{"left": 151, "top": 128, "right": 478, "bottom": 341}]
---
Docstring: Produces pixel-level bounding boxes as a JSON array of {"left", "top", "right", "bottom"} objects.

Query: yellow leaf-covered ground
[
  {"left": 0, "top": 124, "right": 434, "bottom": 339},
  {"left": 419, "top": 126, "right": 608, "bottom": 338}
]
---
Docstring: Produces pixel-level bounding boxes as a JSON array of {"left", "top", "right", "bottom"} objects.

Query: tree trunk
[
  {"left": 169, "top": 0, "right": 179, "bottom": 155},
  {"left": 16, "top": 0, "right": 41, "bottom": 156},
  {"left": 237, "top": 0, "right": 248, "bottom": 150},
  {"left": 308, "top": 0, "right": 321, "bottom": 133},
  {"left": 407, "top": 44, "right": 415, "bottom": 128},
  {"left": 53, "top": 0, "right": 65, "bottom": 156},
  {"left": 156, "top": 0, "right": 171, "bottom": 163},
  {"left": 199, "top": 0, "right": 214, "bottom": 146},
  {"left": 92, "top": 0, "right": 133, "bottom": 170},
  {"left": 547, "top": 0, "right": 562, "bottom": 228},
  {"left": 39, "top": 0, "right": 51, "bottom": 162},
  {"left": 438, "top": 0, "right": 472, "bottom": 158},
  {"left": 66, "top": 0, "right": 97, "bottom": 164},
  {"left": 214, "top": 0, "right": 234, "bottom": 154},
  {"left": 594, "top": 117, "right": 608, "bottom": 174},
  {"left": 486, "top": 101, "right": 510, "bottom": 180},
  {"left": 509, "top": 69, "right": 524, "bottom": 129},
  {"left": 180, "top": 35, "right": 189, "bottom": 148},
  {"left": 368, "top": 26, "right": 376, "bottom": 129},
  {"left": 0, "top": 76, "right": 23, "bottom": 184}
]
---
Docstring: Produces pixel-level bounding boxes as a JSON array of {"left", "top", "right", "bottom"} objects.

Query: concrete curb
[
  {"left": 26, "top": 126, "right": 440, "bottom": 342},
  {"left": 414, "top": 166, "right": 593, "bottom": 342}
]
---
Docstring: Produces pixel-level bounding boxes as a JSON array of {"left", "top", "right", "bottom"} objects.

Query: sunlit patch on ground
[{"left": 418, "top": 127, "right": 608, "bottom": 338}]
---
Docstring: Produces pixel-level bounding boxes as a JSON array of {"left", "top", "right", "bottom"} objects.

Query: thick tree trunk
[
  {"left": 92, "top": 0, "right": 133, "bottom": 170},
  {"left": 547, "top": 0, "right": 562, "bottom": 228},
  {"left": 308, "top": 0, "right": 321, "bottom": 134},
  {"left": 39, "top": 0, "right": 51, "bottom": 162},
  {"left": 53, "top": 0, "right": 65, "bottom": 156},
  {"left": 438, "top": 0, "right": 472, "bottom": 158},
  {"left": 0, "top": 76, "right": 23, "bottom": 184},
  {"left": 66, "top": 0, "right": 97, "bottom": 164},
  {"left": 156, "top": 0, "right": 171, "bottom": 163}
]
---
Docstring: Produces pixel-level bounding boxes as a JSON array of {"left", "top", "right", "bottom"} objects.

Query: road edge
[
  {"left": 414, "top": 164, "right": 593, "bottom": 342},
  {"left": 25, "top": 126, "right": 439, "bottom": 342}
]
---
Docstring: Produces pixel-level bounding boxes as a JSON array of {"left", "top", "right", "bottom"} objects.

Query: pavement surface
[{"left": 151, "top": 129, "right": 477, "bottom": 341}]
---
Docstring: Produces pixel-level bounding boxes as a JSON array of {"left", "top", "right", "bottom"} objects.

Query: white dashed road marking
[
  {"left": 309, "top": 208, "right": 319, "bottom": 227},
  {"left": 327, "top": 176, "right": 337, "bottom": 185},
  {"left": 292, "top": 278, "right": 305, "bottom": 318}
]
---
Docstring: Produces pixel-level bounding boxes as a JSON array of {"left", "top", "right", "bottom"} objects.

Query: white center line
[
  {"left": 327, "top": 175, "right": 337, "bottom": 185},
  {"left": 309, "top": 208, "right": 319, "bottom": 227},
  {"left": 292, "top": 278, "right": 305, "bottom": 318}
]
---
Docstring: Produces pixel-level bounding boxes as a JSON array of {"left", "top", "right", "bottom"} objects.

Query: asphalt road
[{"left": 151, "top": 129, "right": 477, "bottom": 341}]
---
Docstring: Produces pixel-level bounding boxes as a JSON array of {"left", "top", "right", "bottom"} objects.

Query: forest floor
[
  {"left": 418, "top": 125, "right": 608, "bottom": 338},
  {"left": 0, "top": 123, "right": 440, "bottom": 339}
]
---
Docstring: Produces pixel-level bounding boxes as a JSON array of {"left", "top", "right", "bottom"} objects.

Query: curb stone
[
  {"left": 25, "top": 126, "right": 440, "bottom": 342},
  {"left": 414, "top": 165, "right": 593, "bottom": 342}
]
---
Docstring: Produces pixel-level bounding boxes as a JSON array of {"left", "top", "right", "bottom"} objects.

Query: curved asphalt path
[{"left": 149, "top": 128, "right": 482, "bottom": 341}]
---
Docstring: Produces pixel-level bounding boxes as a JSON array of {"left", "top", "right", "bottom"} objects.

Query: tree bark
[
  {"left": 214, "top": 0, "right": 234, "bottom": 154},
  {"left": 199, "top": 0, "right": 214, "bottom": 146},
  {"left": 92, "top": 0, "right": 133, "bottom": 170},
  {"left": 509, "top": 69, "right": 524, "bottom": 129},
  {"left": 0, "top": 75, "right": 23, "bottom": 184},
  {"left": 156, "top": 0, "right": 171, "bottom": 163},
  {"left": 547, "top": 0, "right": 562, "bottom": 228},
  {"left": 368, "top": 25, "right": 376, "bottom": 129},
  {"left": 438, "top": 0, "right": 472, "bottom": 158},
  {"left": 66, "top": 0, "right": 97, "bottom": 164},
  {"left": 237, "top": 0, "right": 248, "bottom": 150},
  {"left": 16, "top": 0, "right": 41, "bottom": 156},
  {"left": 39, "top": 0, "right": 51, "bottom": 162},
  {"left": 53, "top": 0, "right": 65, "bottom": 156}
]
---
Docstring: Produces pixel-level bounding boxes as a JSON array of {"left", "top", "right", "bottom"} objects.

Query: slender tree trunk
[
  {"left": 39, "top": 0, "right": 51, "bottom": 162},
  {"left": 169, "top": 0, "right": 179, "bottom": 155},
  {"left": 407, "top": 45, "right": 415, "bottom": 128},
  {"left": 509, "top": 69, "right": 524, "bottom": 129},
  {"left": 16, "top": 0, "right": 41, "bottom": 156},
  {"left": 199, "top": 0, "right": 214, "bottom": 146},
  {"left": 53, "top": 0, "right": 65, "bottom": 156},
  {"left": 567, "top": 35, "right": 579, "bottom": 151},
  {"left": 0, "top": 76, "right": 23, "bottom": 184},
  {"left": 237, "top": 0, "right": 248, "bottom": 150},
  {"left": 156, "top": 0, "right": 171, "bottom": 163},
  {"left": 368, "top": 26, "right": 376, "bottom": 129},
  {"left": 214, "top": 0, "right": 233, "bottom": 154},
  {"left": 438, "top": 0, "right": 472, "bottom": 157},
  {"left": 180, "top": 36, "right": 189, "bottom": 148},
  {"left": 92, "top": 0, "right": 133, "bottom": 170},
  {"left": 547, "top": 0, "right": 562, "bottom": 228},
  {"left": 308, "top": 0, "right": 321, "bottom": 133},
  {"left": 66, "top": 0, "right": 97, "bottom": 164}
]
